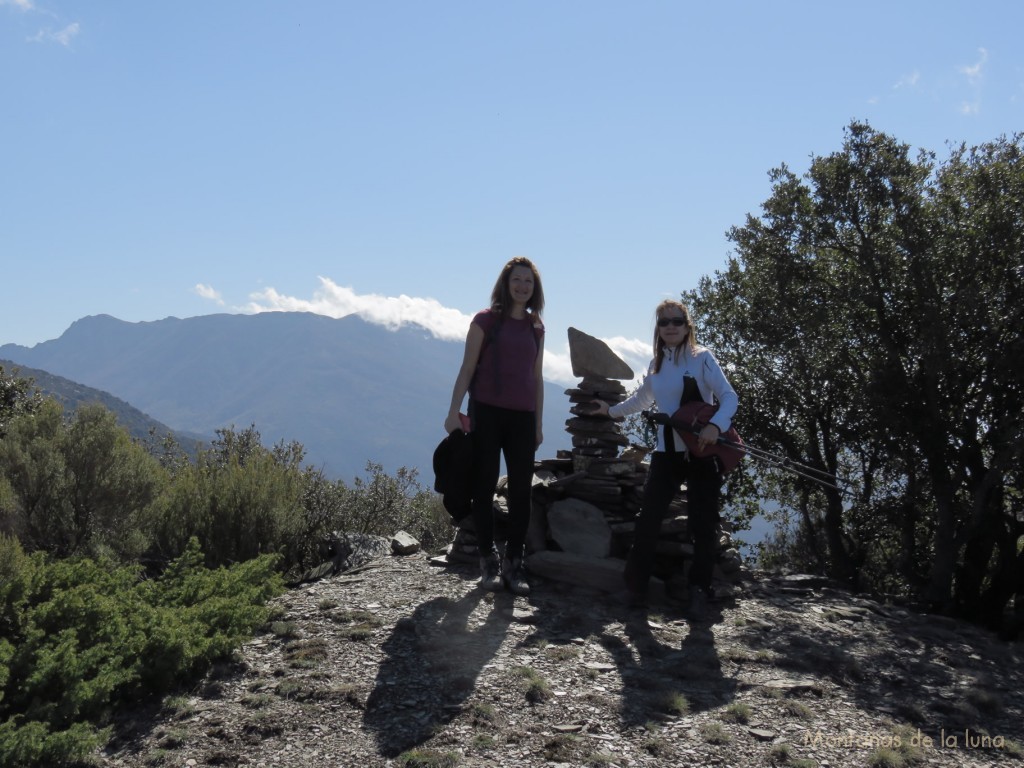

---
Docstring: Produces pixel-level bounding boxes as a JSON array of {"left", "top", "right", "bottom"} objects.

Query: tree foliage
[
  {"left": 692, "top": 121, "right": 1023, "bottom": 627},
  {"left": 0, "top": 371, "right": 454, "bottom": 581},
  {"left": 146, "top": 426, "right": 307, "bottom": 571},
  {"left": 337, "top": 461, "right": 451, "bottom": 553},
  {"left": 0, "top": 366, "right": 45, "bottom": 440},
  {"left": 0, "top": 401, "right": 164, "bottom": 561}
]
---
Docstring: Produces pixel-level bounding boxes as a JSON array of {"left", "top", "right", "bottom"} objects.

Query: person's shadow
[
  {"left": 614, "top": 602, "right": 737, "bottom": 727},
  {"left": 363, "top": 587, "right": 513, "bottom": 757},
  {"left": 512, "top": 581, "right": 737, "bottom": 731}
]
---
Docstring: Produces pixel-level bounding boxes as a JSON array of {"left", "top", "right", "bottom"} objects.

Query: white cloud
[
  {"left": 605, "top": 336, "right": 653, "bottom": 372},
  {"left": 1, "top": 0, "right": 35, "bottom": 10},
  {"left": 28, "top": 21, "right": 79, "bottom": 47},
  {"left": 244, "top": 276, "right": 473, "bottom": 341},
  {"left": 193, "top": 283, "right": 225, "bottom": 305},
  {"left": 893, "top": 70, "right": 920, "bottom": 89},
  {"left": 239, "top": 277, "right": 650, "bottom": 387},
  {"left": 536, "top": 336, "right": 647, "bottom": 389},
  {"left": 960, "top": 48, "right": 988, "bottom": 84},
  {"left": 52, "top": 21, "right": 78, "bottom": 45},
  {"left": 543, "top": 349, "right": 575, "bottom": 386},
  {"left": 959, "top": 101, "right": 980, "bottom": 115}
]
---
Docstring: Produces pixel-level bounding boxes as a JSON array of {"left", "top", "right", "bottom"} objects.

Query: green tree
[
  {"left": 0, "top": 367, "right": 44, "bottom": 440},
  {"left": 337, "top": 461, "right": 450, "bottom": 552},
  {"left": 924, "top": 137, "right": 1024, "bottom": 618},
  {"left": 694, "top": 122, "right": 1023, "bottom": 625},
  {"left": 0, "top": 402, "right": 164, "bottom": 561},
  {"left": 0, "top": 401, "right": 69, "bottom": 552},
  {"left": 147, "top": 426, "right": 305, "bottom": 570},
  {"left": 62, "top": 405, "right": 166, "bottom": 560},
  {"left": 146, "top": 427, "right": 451, "bottom": 576}
]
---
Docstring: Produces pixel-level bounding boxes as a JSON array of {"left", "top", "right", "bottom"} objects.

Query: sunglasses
[{"left": 657, "top": 317, "right": 688, "bottom": 327}]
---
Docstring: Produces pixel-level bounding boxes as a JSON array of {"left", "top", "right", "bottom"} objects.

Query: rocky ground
[{"left": 99, "top": 553, "right": 1024, "bottom": 768}]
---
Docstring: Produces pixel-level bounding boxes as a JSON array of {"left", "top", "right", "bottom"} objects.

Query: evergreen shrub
[{"left": 0, "top": 537, "right": 282, "bottom": 767}]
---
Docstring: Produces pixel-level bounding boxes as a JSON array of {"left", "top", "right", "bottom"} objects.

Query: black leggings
[
  {"left": 625, "top": 450, "right": 722, "bottom": 592},
  {"left": 469, "top": 400, "right": 536, "bottom": 561}
]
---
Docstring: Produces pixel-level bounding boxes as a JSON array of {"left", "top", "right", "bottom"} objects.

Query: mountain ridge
[
  {"left": 0, "top": 312, "right": 573, "bottom": 481},
  {"left": 0, "top": 358, "right": 206, "bottom": 456}
]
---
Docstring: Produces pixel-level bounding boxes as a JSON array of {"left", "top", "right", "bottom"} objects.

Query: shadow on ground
[{"left": 362, "top": 585, "right": 512, "bottom": 757}]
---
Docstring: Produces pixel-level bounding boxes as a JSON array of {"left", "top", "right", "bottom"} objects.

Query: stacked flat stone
[
  {"left": 565, "top": 376, "right": 629, "bottom": 461},
  {"left": 560, "top": 328, "right": 646, "bottom": 515}
]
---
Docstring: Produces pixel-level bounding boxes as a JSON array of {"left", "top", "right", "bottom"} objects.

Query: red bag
[{"left": 667, "top": 401, "right": 745, "bottom": 474}]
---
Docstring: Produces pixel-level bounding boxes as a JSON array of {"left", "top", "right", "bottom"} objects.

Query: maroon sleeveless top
[{"left": 469, "top": 309, "right": 543, "bottom": 412}]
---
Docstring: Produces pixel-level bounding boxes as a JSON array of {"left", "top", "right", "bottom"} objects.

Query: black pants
[
  {"left": 469, "top": 400, "right": 536, "bottom": 561},
  {"left": 625, "top": 450, "right": 722, "bottom": 593}
]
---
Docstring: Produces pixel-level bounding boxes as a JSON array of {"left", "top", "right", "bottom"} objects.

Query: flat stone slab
[
  {"left": 548, "top": 498, "right": 613, "bottom": 558},
  {"left": 568, "top": 327, "right": 635, "bottom": 380},
  {"left": 526, "top": 550, "right": 666, "bottom": 603}
]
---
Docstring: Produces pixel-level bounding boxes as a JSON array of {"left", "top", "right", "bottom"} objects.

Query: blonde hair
[{"left": 652, "top": 299, "right": 697, "bottom": 373}]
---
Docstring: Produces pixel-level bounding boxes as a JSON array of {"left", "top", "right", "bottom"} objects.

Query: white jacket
[{"left": 608, "top": 344, "right": 738, "bottom": 453}]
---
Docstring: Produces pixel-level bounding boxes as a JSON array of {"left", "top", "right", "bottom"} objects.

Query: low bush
[{"left": 0, "top": 537, "right": 282, "bottom": 767}]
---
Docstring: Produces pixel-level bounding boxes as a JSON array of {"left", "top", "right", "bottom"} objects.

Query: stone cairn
[{"left": 442, "top": 327, "right": 743, "bottom": 600}]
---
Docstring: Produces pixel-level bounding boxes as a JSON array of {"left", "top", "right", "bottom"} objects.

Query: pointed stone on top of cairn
[{"left": 568, "top": 327, "right": 635, "bottom": 380}]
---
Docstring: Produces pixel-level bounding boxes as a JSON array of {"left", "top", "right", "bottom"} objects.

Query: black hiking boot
[
  {"left": 501, "top": 557, "right": 530, "bottom": 596},
  {"left": 479, "top": 553, "right": 502, "bottom": 591}
]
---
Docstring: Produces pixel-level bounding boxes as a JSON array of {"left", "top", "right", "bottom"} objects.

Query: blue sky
[{"left": 2, "top": 1, "right": 1021, "bottom": 386}]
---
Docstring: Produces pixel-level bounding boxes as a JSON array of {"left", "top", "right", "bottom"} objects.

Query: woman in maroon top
[{"left": 445, "top": 257, "right": 545, "bottom": 595}]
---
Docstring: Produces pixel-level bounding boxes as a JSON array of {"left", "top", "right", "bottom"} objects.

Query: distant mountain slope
[
  {"left": 0, "top": 313, "right": 572, "bottom": 481},
  {"left": 0, "top": 358, "right": 206, "bottom": 456}
]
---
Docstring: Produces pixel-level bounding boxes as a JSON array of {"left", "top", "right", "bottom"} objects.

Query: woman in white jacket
[{"left": 592, "top": 299, "right": 737, "bottom": 618}]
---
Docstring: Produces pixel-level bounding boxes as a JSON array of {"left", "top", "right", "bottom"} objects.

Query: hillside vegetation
[{"left": 0, "top": 365, "right": 451, "bottom": 766}]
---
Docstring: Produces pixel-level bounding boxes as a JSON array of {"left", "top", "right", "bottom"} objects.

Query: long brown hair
[
  {"left": 652, "top": 299, "right": 697, "bottom": 373},
  {"left": 490, "top": 256, "right": 545, "bottom": 319}
]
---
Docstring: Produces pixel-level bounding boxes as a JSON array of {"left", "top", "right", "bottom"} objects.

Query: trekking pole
[{"left": 642, "top": 410, "right": 853, "bottom": 496}]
